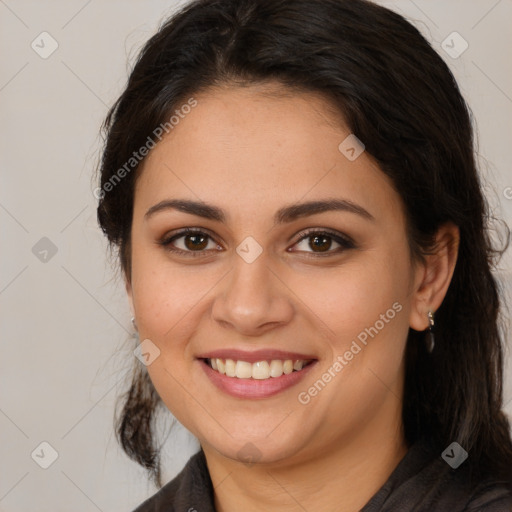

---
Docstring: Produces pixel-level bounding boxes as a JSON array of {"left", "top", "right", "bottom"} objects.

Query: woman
[{"left": 96, "top": 0, "right": 512, "bottom": 510}]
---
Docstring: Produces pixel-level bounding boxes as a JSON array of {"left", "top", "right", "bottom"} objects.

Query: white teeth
[
  {"left": 293, "top": 360, "right": 304, "bottom": 371},
  {"left": 225, "top": 359, "right": 236, "bottom": 377},
  {"left": 235, "top": 360, "right": 252, "bottom": 379},
  {"left": 252, "top": 361, "right": 270, "bottom": 380},
  {"left": 269, "top": 360, "right": 283, "bottom": 377},
  {"left": 207, "top": 358, "right": 311, "bottom": 379}
]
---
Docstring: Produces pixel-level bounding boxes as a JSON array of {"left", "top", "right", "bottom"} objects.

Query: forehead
[{"left": 134, "top": 84, "right": 403, "bottom": 227}]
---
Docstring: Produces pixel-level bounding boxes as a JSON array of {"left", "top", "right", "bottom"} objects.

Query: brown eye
[
  {"left": 308, "top": 234, "right": 333, "bottom": 252},
  {"left": 160, "top": 228, "right": 220, "bottom": 256},
  {"left": 183, "top": 233, "right": 209, "bottom": 251},
  {"left": 292, "top": 229, "right": 355, "bottom": 256}
]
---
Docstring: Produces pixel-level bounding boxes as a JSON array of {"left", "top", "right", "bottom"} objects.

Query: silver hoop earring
[
  {"left": 131, "top": 316, "right": 138, "bottom": 332},
  {"left": 426, "top": 310, "right": 435, "bottom": 354}
]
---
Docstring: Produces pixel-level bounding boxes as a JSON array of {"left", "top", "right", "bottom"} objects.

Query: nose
[{"left": 211, "top": 251, "right": 295, "bottom": 337}]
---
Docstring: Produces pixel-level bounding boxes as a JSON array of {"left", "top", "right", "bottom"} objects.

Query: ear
[{"left": 409, "top": 222, "right": 460, "bottom": 331}]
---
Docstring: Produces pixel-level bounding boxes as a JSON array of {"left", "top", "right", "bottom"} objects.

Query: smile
[{"left": 206, "top": 358, "right": 315, "bottom": 380}]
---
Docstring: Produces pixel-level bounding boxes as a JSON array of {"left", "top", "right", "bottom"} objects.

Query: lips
[{"left": 197, "top": 349, "right": 318, "bottom": 399}]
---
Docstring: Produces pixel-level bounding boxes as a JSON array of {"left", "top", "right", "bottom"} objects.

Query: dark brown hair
[{"left": 96, "top": 0, "right": 512, "bottom": 489}]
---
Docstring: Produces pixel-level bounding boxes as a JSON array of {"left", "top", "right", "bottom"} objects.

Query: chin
[{"left": 202, "top": 429, "right": 310, "bottom": 467}]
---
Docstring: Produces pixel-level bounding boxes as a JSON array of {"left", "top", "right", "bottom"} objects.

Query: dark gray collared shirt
[{"left": 133, "top": 440, "right": 512, "bottom": 511}]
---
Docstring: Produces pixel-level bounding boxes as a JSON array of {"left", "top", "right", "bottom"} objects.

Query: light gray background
[{"left": 1, "top": 1, "right": 511, "bottom": 510}]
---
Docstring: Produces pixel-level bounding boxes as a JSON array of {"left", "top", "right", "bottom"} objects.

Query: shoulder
[
  {"left": 362, "top": 440, "right": 512, "bottom": 512},
  {"left": 131, "top": 450, "right": 215, "bottom": 512},
  {"left": 441, "top": 450, "right": 512, "bottom": 511},
  {"left": 461, "top": 479, "right": 512, "bottom": 511},
  {"left": 420, "top": 448, "right": 512, "bottom": 511}
]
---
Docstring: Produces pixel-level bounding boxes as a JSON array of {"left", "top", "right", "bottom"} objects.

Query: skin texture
[{"left": 126, "top": 83, "right": 459, "bottom": 512}]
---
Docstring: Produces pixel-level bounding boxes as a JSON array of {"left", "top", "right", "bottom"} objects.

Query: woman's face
[{"left": 127, "top": 83, "right": 422, "bottom": 465}]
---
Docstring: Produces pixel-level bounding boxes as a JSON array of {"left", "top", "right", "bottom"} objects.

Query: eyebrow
[{"left": 144, "top": 198, "right": 375, "bottom": 224}]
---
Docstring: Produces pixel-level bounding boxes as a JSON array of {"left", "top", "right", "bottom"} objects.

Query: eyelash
[{"left": 158, "top": 227, "right": 356, "bottom": 258}]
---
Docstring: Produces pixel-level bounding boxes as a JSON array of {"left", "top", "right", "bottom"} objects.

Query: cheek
[
  {"left": 304, "top": 255, "right": 410, "bottom": 351},
  {"left": 130, "top": 245, "right": 191, "bottom": 337},
  {"left": 129, "top": 251, "right": 213, "bottom": 428},
  {"left": 298, "top": 255, "right": 411, "bottom": 424},
  {"left": 302, "top": 250, "right": 412, "bottom": 416}
]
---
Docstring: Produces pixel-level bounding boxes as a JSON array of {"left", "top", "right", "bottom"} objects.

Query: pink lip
[
  {"left": 196, "top": 349, "right": 316, "bottom": 363},
  {"left": 199, "top": 359, "right": 317, "bottom": 399}
]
